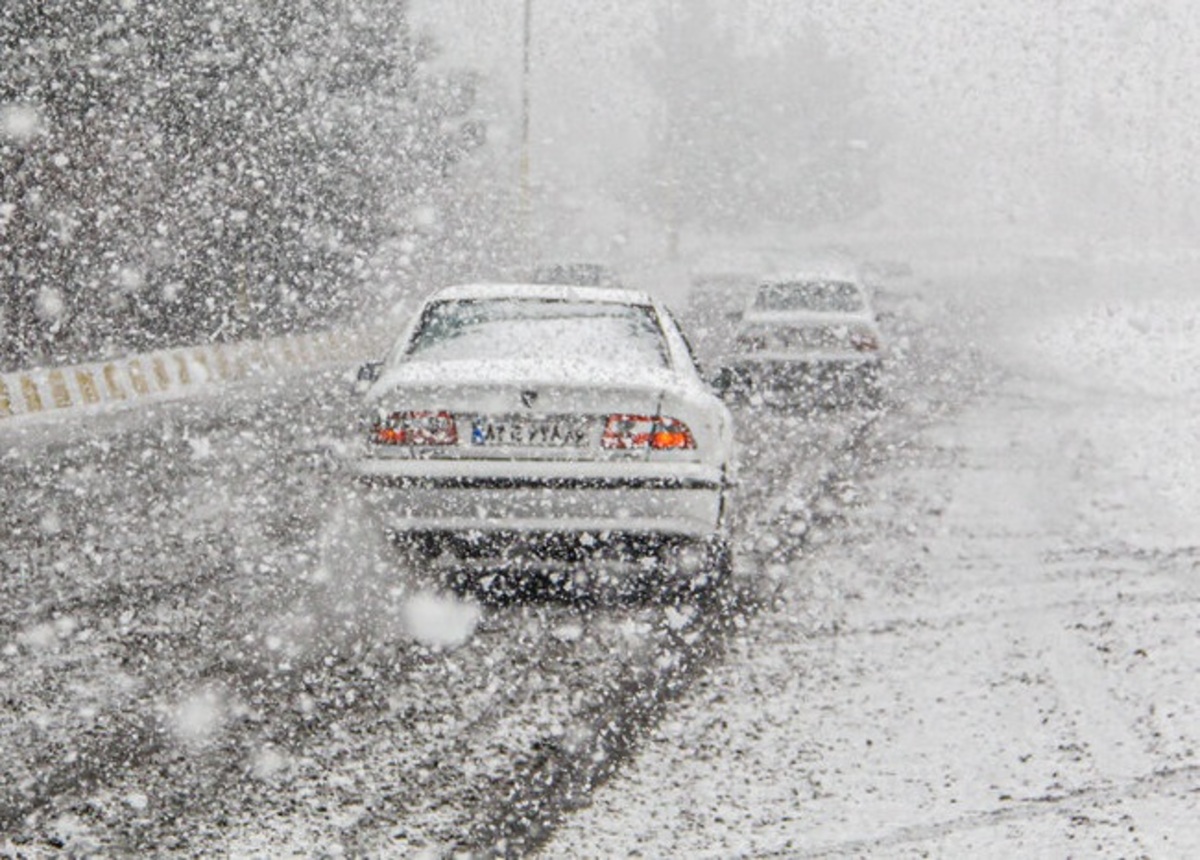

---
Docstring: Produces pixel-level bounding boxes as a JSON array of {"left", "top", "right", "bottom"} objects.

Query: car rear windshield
[
  {"left": 753, "top": 280, "right": 865, "bottom": 313},
  {"left": 530, "top": 263, "right": 617, "bottom": 287},
  {"left": 404, "top": 298, "right": 670, "bottom": 367}
]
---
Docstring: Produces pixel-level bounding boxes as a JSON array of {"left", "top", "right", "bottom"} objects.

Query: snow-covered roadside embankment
[{"left": 0, "top": 329, "right": 383, "bottom": 425}]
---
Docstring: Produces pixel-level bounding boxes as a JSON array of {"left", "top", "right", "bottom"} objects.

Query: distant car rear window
[
  {"left": 753, "top": 280, "right": 865, "bottom": 313},
  {"left": 404, "top": 299, "right": 670, "bottom": 367},
  {"left": 530, "top": 263, "right": 617, "bottom": 287}
]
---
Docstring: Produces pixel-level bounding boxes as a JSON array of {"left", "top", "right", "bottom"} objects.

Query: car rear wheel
[
  {"left": 655, "top": 534, "right": 732, "bottom": 603},
  {"left": 855, "top": 364, "right": 884, "bottom": 407}
]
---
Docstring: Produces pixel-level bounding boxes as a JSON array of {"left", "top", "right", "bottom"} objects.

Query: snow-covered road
[
  {"left": 2, "top": 257, "right": 1195, "bottom": 858},
  {"left": 545, "top": 260, "right": 1200, "bottom": 858},
  {"left": 0, "top": 322, "right": 878, "bottom": 854}
]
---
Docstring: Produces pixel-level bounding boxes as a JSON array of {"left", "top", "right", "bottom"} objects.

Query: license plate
[{"left": 470, "top": 416, "right": 590, "bottom": 447}]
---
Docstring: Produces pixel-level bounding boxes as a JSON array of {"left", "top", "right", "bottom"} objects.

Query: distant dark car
[
  {"left": 720, "top": 268, "right": 885, "bottom": 405},
  {"left": 529, "top": 261, "right": 621, "bottom": 288}
]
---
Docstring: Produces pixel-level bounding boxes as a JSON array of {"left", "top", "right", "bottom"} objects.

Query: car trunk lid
[{"left": 365, "top": 358, "right": 684, "bottom": 461}]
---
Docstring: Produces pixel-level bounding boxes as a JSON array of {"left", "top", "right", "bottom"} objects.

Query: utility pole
[
  {"left": 663, "top": 0, "right": 680, "bottom": 261},
  {"left": 520, "top": 0, "right": 533, "bottom": 261}
]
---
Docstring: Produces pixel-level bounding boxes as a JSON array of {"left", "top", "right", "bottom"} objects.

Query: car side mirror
[
  {"left": 710, "top": 365, "right": 750, "bottom": 401},
  {"left": 352, "top": 360, "right": 383, "bottom": 394},
  {"left": 708, "top": 366, "right": 734, "bottom": 396}
]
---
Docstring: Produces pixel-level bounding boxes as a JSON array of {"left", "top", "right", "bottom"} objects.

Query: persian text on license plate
[{"left": 471, "top": 416, "right": 590, "bottom": 447}]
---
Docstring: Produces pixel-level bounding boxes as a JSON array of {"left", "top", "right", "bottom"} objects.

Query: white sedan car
[
  {"left": 353, "top": 283, "right": 736, "bottom": 588},
  {"left": 720, "top": 270, "right": 885, "bottom": 405}
]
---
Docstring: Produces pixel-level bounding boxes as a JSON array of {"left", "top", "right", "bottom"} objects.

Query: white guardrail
[{"left": 0, "top": 328, "right": 384, "bottom": 424}]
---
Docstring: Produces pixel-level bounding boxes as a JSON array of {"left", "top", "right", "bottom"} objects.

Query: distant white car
[
  {"left": 529, "top": 261, "right": 621, "bottom": 288},
  {"left": 353, "top": 283, "right": 736, "bottom": 589},
  {"left": 721, "top": 269, "right": 884, "bottom": 404}
]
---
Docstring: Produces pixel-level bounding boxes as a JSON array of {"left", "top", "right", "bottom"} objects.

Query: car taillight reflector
[
  {"left": 373, "top": 410, "right": 458, "bottom": 446},
  {"left": 602, "top": 414, "right": 696, "bottom": 450},
  {"left": 850, "top": 328, "right": 879, "bottom": 352}
]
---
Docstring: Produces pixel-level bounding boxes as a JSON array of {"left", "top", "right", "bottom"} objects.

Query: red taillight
[
  {"left": 373, "top": 410, "right": 458, "bottom": 446},
  {"left": 850, "top": 328, "right": 879, "bottom": 352},
  {"left": 602, "top": 414, "right": 696, "bottom": 450},
  {"left": 652, "top": 422, "right": 695, "bottom": 450}
]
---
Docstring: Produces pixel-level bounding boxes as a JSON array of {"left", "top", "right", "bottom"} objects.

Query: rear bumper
[
  {"left": 354, "top": 459, "right": 730, "bottom": 539},
  {"left": 723, "top": 354, "right": 880, "bottom": 389}
]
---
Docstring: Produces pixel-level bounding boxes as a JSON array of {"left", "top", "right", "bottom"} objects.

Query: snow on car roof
[
  {"left": 759, "top": 264, "right": 864, "bottom": 287},
  {"left": 428, "top": 282, "right": 656, "bottom": 306}
]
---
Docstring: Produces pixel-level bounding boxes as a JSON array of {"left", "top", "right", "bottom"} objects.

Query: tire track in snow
[
  {"left": 454, "top": 404, "right": 884, "bottom": 857},
  {"left": 0, "top": 380, "right": 372, "bottom": 844},
  {"left": 792, "top": 587, "right": 1199, "bottom": 644},
  {"left": 0, "top": 346, "right": 903, "bottom": 853},
  {"left": 768, "top": 764, "right": 1200, "bottom": 859}
]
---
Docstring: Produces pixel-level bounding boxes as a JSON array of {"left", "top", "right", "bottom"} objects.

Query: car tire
[
  {"left": 665, "top": 535, "right": 732, "bottom": 604},
  {"left": 858, "top": 365, "right": 884, "bottom": 408},
  {"left": 705, "top": 535, "right": 733, "bottom": 584}
]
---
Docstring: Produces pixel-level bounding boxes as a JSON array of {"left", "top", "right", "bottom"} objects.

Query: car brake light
[
  {"left": 373, "top": 410, "right": 458, "bottom": 446},
  {"left": 850, "top": 328, "right": 879, "bottom": 352},
  {"left": 602, "top": 414, "right": 696, "bottom": 450}
]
